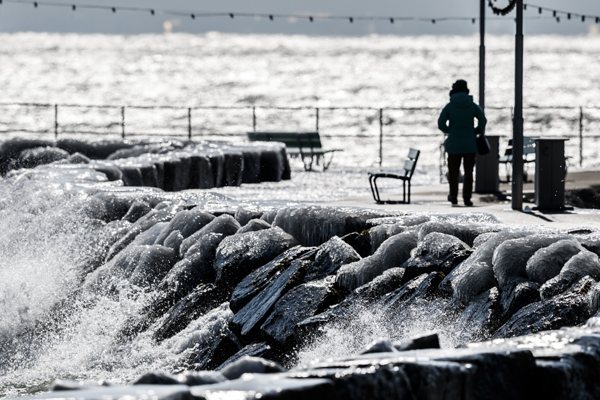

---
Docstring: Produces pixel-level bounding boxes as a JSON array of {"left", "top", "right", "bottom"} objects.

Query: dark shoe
[
  {"left": 447, "top": 195, "right": 458, "bottom": 206},
  {"left": 464, "top": 199, "right": 474, "bottom": 207}
]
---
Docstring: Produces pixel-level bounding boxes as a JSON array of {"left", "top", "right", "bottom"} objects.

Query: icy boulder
[
  {"left": 493, "top": 234, "right": 567, "bottom": 289},
  {"left": 401, "top": 232, "right": 471, "bottom": 283},
  {"left": 18, "top": 146, "right": 69, "bottom": 168},
  {"left": 237, "top": 219, "right": 271, "bottom": 234},
  {"left": 128, "top": 245, "right": 179, "bottom": 289},
  {"left": 304, "top": 236, "right": 361, "bottom": 282},
  {"left": 368, "top": 223, "right": 410, "bottom": 253},
  {"left": 179, "top": 214, "right": 238, "bottom": 257},
  {"left": 417, "top": 221, "right": 492, "bottom": 247},
  {"left": 526, "top": 239, "right": 585, "bottom": 284},
  {"left": 154, "top": 208, "right": 216, "bottom": 245},
  {"left": 540, "top": 250, "right": 600, "bottom": 299},
  {"left": 449, "top": 230, "right": 529, "bottom": 303},
  {"left": 336, "top": 231, "right": 417, "bottom": 293},
  {"left": 215, "top": 227, "right": 299, "bottom": 287},
  {"left": 273, "top": 206, "right": 385, "bottom": 247}
]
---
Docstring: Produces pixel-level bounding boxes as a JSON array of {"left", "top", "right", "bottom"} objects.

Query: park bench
[
  {"left": 499, "top": 136, "right": 538, "bottom": 182},
  {"left": 368, "top": 148, "right": 420, "bottom": 204},
  {"left": 247, "top": 131, "right": 342, "bottom": 171}
]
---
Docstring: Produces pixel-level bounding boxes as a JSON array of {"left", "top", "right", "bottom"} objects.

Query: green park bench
[{"left": 247, "top": 131, "right": 342, "bottom": 171}]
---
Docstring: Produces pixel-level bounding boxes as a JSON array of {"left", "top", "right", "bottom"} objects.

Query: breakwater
[{"left": 1, "top": 138, "right": 600, "bottom": 399}]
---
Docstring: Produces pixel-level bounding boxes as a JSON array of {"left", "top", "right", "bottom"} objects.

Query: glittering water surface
[{"left": 1, "top": 32, "right": 600, "bottom": 170}]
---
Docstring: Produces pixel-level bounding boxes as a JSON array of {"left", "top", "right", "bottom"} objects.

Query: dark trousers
[{"left": 448, "top": 153, "right": 476, "bottom": 201}]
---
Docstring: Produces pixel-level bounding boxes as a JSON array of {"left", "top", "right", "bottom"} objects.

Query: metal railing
[{"left": 0, "top": 102, "right": 599, "bottom": 168}]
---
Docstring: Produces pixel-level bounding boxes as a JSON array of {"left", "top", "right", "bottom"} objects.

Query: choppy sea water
[{"left": 1, "top": 32, "right": 600, "bottom": 174}]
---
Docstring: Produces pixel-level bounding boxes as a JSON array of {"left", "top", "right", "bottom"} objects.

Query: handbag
[{"left": 476, "top": 132, "right": 490, "bottom": 155}]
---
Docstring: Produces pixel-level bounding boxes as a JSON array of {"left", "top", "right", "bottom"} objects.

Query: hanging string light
[{"left": 0, "top": 0, "right": 597, "bottom": 27}]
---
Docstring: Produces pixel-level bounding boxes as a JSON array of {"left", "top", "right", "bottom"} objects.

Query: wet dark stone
[
  {"left": 209, "top": 153, "right": 225, "bottom": 187},
  {"left": 229, "top": 257, "right": 308, "bottom": 343},
  {"left": 375, "top": 272, "right": 446, "bottom": 318},
  {"left": 304, "top": 236, "right": 361, "bottom": 282},
  {"left": 190, "top": 374, "right": 335, "bottom": 400},
  {"left": 217, "top": 342, "right": 277, "bottom": 371},
  {"left": 280, "top": 147, "right": 291, "bottom": 180},
  {"left": 133, "top": 372, "right": 180, "bottom": 385},
  {"left": 259, "top": 149, "right": 284, "bottom": 182},
  {"left": 219, "top": 356, "right": 285, "bottom": 380},
  {"left": 234, "top": 207, "right": 263, "bottom": 226},
  {"left": 18, "top": 146, "right": 69, "bottom": 168},
  {"left": 189, "top": 154, "right": 214, "bottom": 189},
  {"left": 394, "top": 333, "right": 440, "bottom": 352},
  {"left": 230, "top": 246, "right": 316, "bottom": 313},
  {"left": 122, "top": 201, "right": 152, "bottom": 223},
  {"left": 129, "top": 245, "right": 179, "bottom": 289},
  {"left": 237, "top": 219, "right": 271, "bottom": 234},
  {"left": 499, "top": 278, "right": 541, "bottom": 321},
  {"left": 456, "top": 287, "right": 503, "bottom": 342},
  {"left": 154, "top": 208, "right": 215, "bottom": 245},
  {"left": 493, "top": 277, "right": 595, "bottom": 339},
  {"left": 287, "top": 365, "right": 414, "bottom": 400},
  {"left": 241, "top": 150, "right": 261, "bottom": 184},
  {"left": 296, "top": 268, "right": 405, "bottom": 336},
  {"left": 153, "top": 284, "right": 229, "bottom": 342},
  {"left": 179, "top": 214, "right": 239, "bottom": 257},
  {"left": 93, "top": 164, "right": 123, "bottom": 182},
  {"left": 57, "top": 138, "right": 135, "bottom": 159},
  {"left": 401, "top": 233, "right": 472, "bottom": 284},
  {"left": 340, "top": 231, "right": 372, "bottom": 258},
  {"left": 360, "top": 339, "right": 396, "bottom": 355},
  {"left": 215, "top": 227, "right": 300, "bottom": 288},
  {"left": 261, "top": 277, "right": 343, "bottom": 346},
  {"left": 163, "top": 157, "right": 191, "bottom": 191},
  {"left": 119, "top": 165, "right": 144, "bottom": 186},
  {"left": 182, "top": 331, "right": 241, "bottom": 371},
  {"left": 139, "top": 164, "right": 159, "bottom": 187}
]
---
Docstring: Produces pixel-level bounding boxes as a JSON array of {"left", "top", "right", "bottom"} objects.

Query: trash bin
[
  {"left": 475, "top": 135, "right": 500, "bottom": 193},
  {"left": 534, "top": 138, "right": 569, "bottom": 211}
]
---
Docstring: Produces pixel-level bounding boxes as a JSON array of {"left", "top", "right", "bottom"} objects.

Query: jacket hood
[{"left": 450, "top": 92, "right": 473, "bottom": 108}]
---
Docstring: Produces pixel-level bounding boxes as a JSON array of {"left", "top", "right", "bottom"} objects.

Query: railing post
[
  {"left": 121, "top": 106, "right": 125, "bottom": 139},
  {"left": 315, "top": 107, "right": 319, "bottom": 132},
  {"left": 54, "top": 104, "right": 58, "bottom": 139},
  {"left": 252, "top": 106, "right": 256, "bottom": 132},
  {"left": 188, "top": 107, "right": 192, "bottom": 140},
  {"left": 379, "top": 108, "right": 383, "bottom": 167},
  {"left": 579, "top": 107, "right": 584, "bottom": 167}
]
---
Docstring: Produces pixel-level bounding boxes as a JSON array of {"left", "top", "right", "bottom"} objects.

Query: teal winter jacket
[{"left": 438, "top": 92, "right": 487, "bottom": 154}]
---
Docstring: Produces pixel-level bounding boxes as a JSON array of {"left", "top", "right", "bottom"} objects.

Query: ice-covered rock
[
  {"left": 336, "top": 231, "right": 417, "bottom": 293},
  {"left": 493, "top": 234, "right": 567, "bottom": 289},
  {"left": 526, "top": 239, "right": 584, "bottom": 284},
  {"left": 219, "top": 356, "right": 286, "bottom": 380},
  {"left": 234, "top": 206, "right": 262, "bottom": 226},
  {"left": 368, "top": 223, "right": 410, "bottom": 253},
  {"left": 540, "top": 250, "right": 600, "bottom": 299},
  {"left": 417, "top": 220, "right": 492, "bottom": 247},
  {"left": 122, "top": 200, "right": 152, "bottom": 223},
  {"left": 494, "top": 276, "right": 595, "bottom": 339},
  {"left": 394, "top": 333, "right": 440, "bottom": 351},
  {"left": 128, "top": 245, "right": 179, "bottom": 289},
  {"left": 359, "top": 339, "right": 397, "bottom": 355},
  {"left": 401, "top": 232, "right": 471, "bottom": 283},
  {"left": 237, "top": 218, "right": 271, "bottom": 234},
  {"left": 179, "top": 214, "right": 236, "bottom": 257},
  {"left": 154, "top": 207, "right": 216, "bottom": 245},
  {"left": 304, "top": 236, "right": 361, "bottom": 282},
  {"left": 18, "top": 146, "right": 69, "bottom": 168},
  {"left": 215, "top": 227, "right": 299, "bottom": 287},
  {"left": 273, "top": 206, "right": 386, "bottom": 246},
  {"left": 449, "top": 230, "right": 530, "bottom": 303}
]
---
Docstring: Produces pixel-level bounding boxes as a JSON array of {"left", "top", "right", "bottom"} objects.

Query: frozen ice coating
[
  {"left": 3, "top": 138, "right": 600, "bottom": 399},
  {"left": 492, "top": 234, "right": 569, "bottom": 289},
  {"left": 336, "top": 231, "right": 418, "bottom": 292},
  {"left": 526, "top": 239, "right": 585, "bottom": 284}
]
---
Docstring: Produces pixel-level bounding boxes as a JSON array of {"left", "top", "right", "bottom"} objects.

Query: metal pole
[
  {"left": 512, "top": 0, "right": 524, "bottom": 210},
  {"left": 479, "top": 0, "right": 485, "bottom": 109},
  {"left": 379, "top": 108, "right": 383, "bottom": 167},
  {"left": 121, "top": 106, "right": 125, "bottom": 139},
  {"left": 252, "top": 107, "right": 256, "bottom": 132},
  {"left": 188, "top": 107, "right": 192, "bottom": 140},
  {"left": 54, "top": 104, "right": 58, "bottom": 139},
  {"left": 315, "top": 107, "right": 319, "bottom": 132},
  {"left": 579, "top": 107, "right": 584, "bottom": 167}
]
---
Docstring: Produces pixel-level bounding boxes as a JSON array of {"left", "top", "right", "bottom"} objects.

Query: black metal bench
[
  {"left": 247, "top": 131, "right": 342, "bottom": 171},
  {"left": 499, "top": 136, "right": 537, "bottom": 182},
  {"left": 368, "top": 148, "right": 420, "bottom": 204}
]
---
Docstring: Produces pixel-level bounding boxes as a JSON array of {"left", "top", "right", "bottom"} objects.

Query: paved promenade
[{"left": 326, "top": 169, "right": 600, "bottom": 230}]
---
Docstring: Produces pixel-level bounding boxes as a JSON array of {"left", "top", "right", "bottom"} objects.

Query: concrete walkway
[{"left": 326, "top": 170, "right": 600, "bottom": 230}]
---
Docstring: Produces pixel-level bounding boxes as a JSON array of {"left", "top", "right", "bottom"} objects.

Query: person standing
[{"left": 438, "top": 79, "right": 487, "bottom": 207}]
